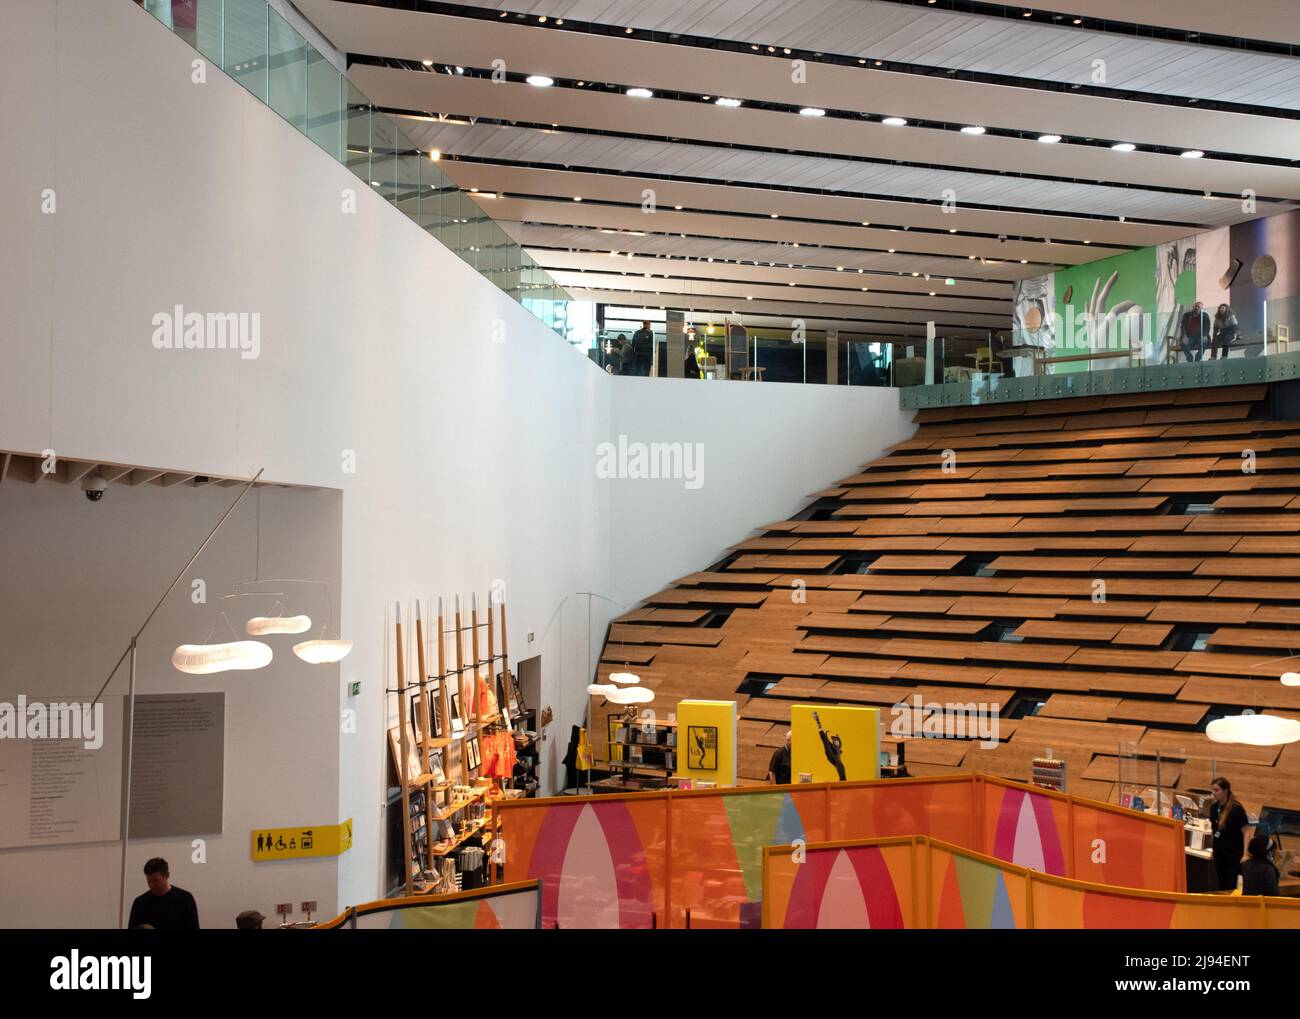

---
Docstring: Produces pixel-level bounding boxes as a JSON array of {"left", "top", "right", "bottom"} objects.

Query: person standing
[
  {"left": 1209, "top": 777, "right": 1251, "bottom": 892},
  {"left": 128, "top": 858, "right": 200, "bottom": 929},
  {"left": 1179, "top": 301, "right": 1212, "bottom": 362},
  {"left": 1211, "top": 304, "right": 1238, "bottom": 360},
  {"left": 631, "top": 320, "right": 655, "bottom": 377},
  {"left": 767, "top": 730, "right": 791, "bottom": 784}
]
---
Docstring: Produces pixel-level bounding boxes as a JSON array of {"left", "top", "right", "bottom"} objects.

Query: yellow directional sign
[{"left": 251, "top": 818, "right": 353, "bottom": 861}]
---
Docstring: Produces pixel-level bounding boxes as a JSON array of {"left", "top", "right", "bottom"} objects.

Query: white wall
[
  {"left": 0, "top": 0, "right": 912, "bottom": 922},
  {"left": 607, "top": 378, "right": 912, "bottom": 610},
  {"left": 0, "top": 480, "right": 342, "bottom": 928}
]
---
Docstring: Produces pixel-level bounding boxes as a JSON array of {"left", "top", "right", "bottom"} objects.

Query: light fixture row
[{"left": 510, "top": 70, "right": 1205, "bottom": 156}]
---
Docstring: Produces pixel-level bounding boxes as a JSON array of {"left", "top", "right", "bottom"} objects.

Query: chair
[{"left": 973, "top": 346, "right": 996, "bottom": 373}]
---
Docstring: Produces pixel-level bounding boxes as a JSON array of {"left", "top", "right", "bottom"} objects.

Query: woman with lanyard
[{"left": 1209, "top": 777, "right": 1252, "bottom": 892}]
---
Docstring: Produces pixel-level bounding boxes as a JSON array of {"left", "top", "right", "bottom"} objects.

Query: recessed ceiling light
[
  {"left": 912, "top": 272, "right": 920, "bottom": 277},
  {"left": 674, "top": 204, "right": 683, "bottom": 210},
  {"left": 1037, "top": 134, "right": 1062, "bottom": 144},
  {"left": 370, "top": 180, "right": 380, "bottom": 187},
  {"left": 715, "top": 97, "right": 742, "bottom": 107},
  {"left": 800, "top": 107, "right": 827, "bottom": 117},
  {"left": 1022, "top": 10, "right": 1032, "bottom": 16},
  {"left": 626, "top": 87, "right": 654, "bottom": 98},
  {"left": 770, "top": 213, "right": 779, "bottom": 218},
  {"left": 789, "top": 282, "right": 796, "bottom": 286},
  {"left": 470, "top": 187, "right": 479, "bottom": 192},
  {"left": 784, "top": 48, "right": 792, "bottom": 54},
  {"left": 960, "top": 125, "right": 985, "bottom": 135},
  {"left": 859, "top": 58, "right": 867, "bottom": 64},
  {"left": 573, "top": 195, "right": 582, "bottom": 201},
  {"left": 837, "top": 266, "right": 844, "bottom": 271},
  {"left": 421, "top": 59, "right": 433, "bottom": 67},
  {"left": 428, "top": 149, "right": 441, "bottom": 161},
  {"left": 1111, "top": 142, "right": 1137, "bottom": 152},
  {"left": 929, "top": 291, "right": 935, "bottom": 296},
  {"left": 862, "top": 220, "right": 870, "bottom": 226},
  {"left": 556, "top": 18, "right": 563, "bottom": 25},
  {"left": 525, "top": 74, "right": 554, "bottom": 87},
  {"left": 1020, "top": 259, "right": 1028, "bottom": 264},
  {"left": 625, "top": 27, "right": 633, "bottom": 34},
  {"left": 882, "top": 116, "right": 908, "bottom": 126},
  {"left": 1181, "top": 149, "right": 1205, "bottom": 159},
  {"left": 1073, "top": 17, "right": 1083, "bottom": 24},
  {"left": 767, "top": 46, "right": 776, "bottom": 52},
  {"left": 1083, "top": 239, "right": 1090, "bottom": 244},
  {"left": 751, "top": 44, "right": 759, "bottom": 50},
  {"left": 538, "top": 15, "right": 547, "bottom": 22},
  {"left": 875, "top": 60, "right": 883, "bottom": 66},
  {"left": 888, "top": 248, "right": 896, "bottom": 253}
]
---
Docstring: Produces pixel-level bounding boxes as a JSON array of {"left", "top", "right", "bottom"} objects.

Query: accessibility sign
[{"left": 251, "top": 818, "right": 353, "bottom": 861}]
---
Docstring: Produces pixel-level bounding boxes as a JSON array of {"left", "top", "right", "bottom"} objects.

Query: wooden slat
[
  {"left": 1039, "top": 694, "right": 1122, "bottom": 721},
  {"left": 1109, "top": 700, "right": 1209, "bottom": 726}
]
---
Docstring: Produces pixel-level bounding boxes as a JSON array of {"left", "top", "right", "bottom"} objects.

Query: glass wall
[{"left": 135, "top": 0, "right": 580, "bottom": 345}]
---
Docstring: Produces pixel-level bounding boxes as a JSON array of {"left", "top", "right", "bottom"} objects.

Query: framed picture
[
  {"left": 430, "top": 681, "right": 446, "bottom": 738},
  {"left": 388, "top": 727, "right": 421, "bottom": 782},
  {"left": 450, "top": 691, "right": 465, "bottom": 734},
  {"left": 466, "top": 736, "right": 481, "bottom": 771},
  {"left": 428, "top": 749, "right": 445, "bottom": 785},
  {"left": 408, "top": 692, "right": 424, "bottom": 743}
]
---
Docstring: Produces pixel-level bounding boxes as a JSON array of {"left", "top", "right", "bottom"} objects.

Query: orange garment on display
[
  {"left": 482, "top": 730, "right": 516, "bottom": 780},
  {"left": 477, "top": 676, "right": 499, "bottom": 718}
]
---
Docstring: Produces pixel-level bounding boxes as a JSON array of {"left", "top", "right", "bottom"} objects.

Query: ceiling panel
[
  {"left": 473, "top": 193, "right": 1096, "bottom": 265},
  {"left": 534, "top": 249, "right": 1013, "bottom": 298},
  {"left": 296, "top": 4, "right": 1300, "bottom": 159},
  {"left": 515, "top": 224, "right": 1034, "bottom": 282},
  {"left": 410, "top": 119, "right": 1266, "bottom": 228},
  {"left": 445, "top": 0, "right": 1300, "bottom": 109},
  {"left": 355, "top": 67, "right": 1300, "bottom": 200}
]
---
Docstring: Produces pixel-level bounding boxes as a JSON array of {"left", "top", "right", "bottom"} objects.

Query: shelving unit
[
  {"left": 385, "top": 590, "right": 521, "bottom": 896},
  {"left": 592, "top": 714, "right": 678, "bottom": 792}
]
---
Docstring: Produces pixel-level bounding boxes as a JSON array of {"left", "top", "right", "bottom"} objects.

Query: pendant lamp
[
  {"left": 173, "top": 641, "right": 273, "bottom": 675},
  {"left": 1207, "top": 712, "right": 1300, "bottom": 747},
  {"left": 293, "top": 638, "right": 353, "bottom": 664},
  {"left": 606, "top": 686, "right": 655, "bottom": 705},
  {"left": 608, "top": 670, "right": 641, "bottom": 685},
  {"left": 587, "top": 683, "right": 618, "bottom": 698},
  {"left": 246, "top": 613, "right": 312, "bottom": 635},
  {"left": 1282, "top": 672, "right": 1300, "bottom": 687}
]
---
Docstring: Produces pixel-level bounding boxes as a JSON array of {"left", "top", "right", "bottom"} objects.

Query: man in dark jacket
[
  {"left": 128, "top": 858, "right": 200, "bottom": 929},
  {"left": 631, "top": 321, "right": 655, "bottom": 376},
  {"left": 1179, "top": 301, "right": 1212, "bottom": 362}
]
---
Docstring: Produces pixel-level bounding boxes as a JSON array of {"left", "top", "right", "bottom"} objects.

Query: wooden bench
[{"left": 1033, "top": 347, "right": 1139, "bottom": 375}]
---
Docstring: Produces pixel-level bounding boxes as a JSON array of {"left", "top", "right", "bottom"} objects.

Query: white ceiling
[{"left": 295, "top": 0, "right": 1300, "bottom": 336}]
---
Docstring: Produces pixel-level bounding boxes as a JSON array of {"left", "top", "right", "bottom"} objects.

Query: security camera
[{"left": 82, "top": 475, "right": 108, "bottom": 501}]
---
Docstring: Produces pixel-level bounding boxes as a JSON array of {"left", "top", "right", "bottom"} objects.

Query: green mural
[{"left": 1053, "top": 247, "right": 1155, "bottom": 354}]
